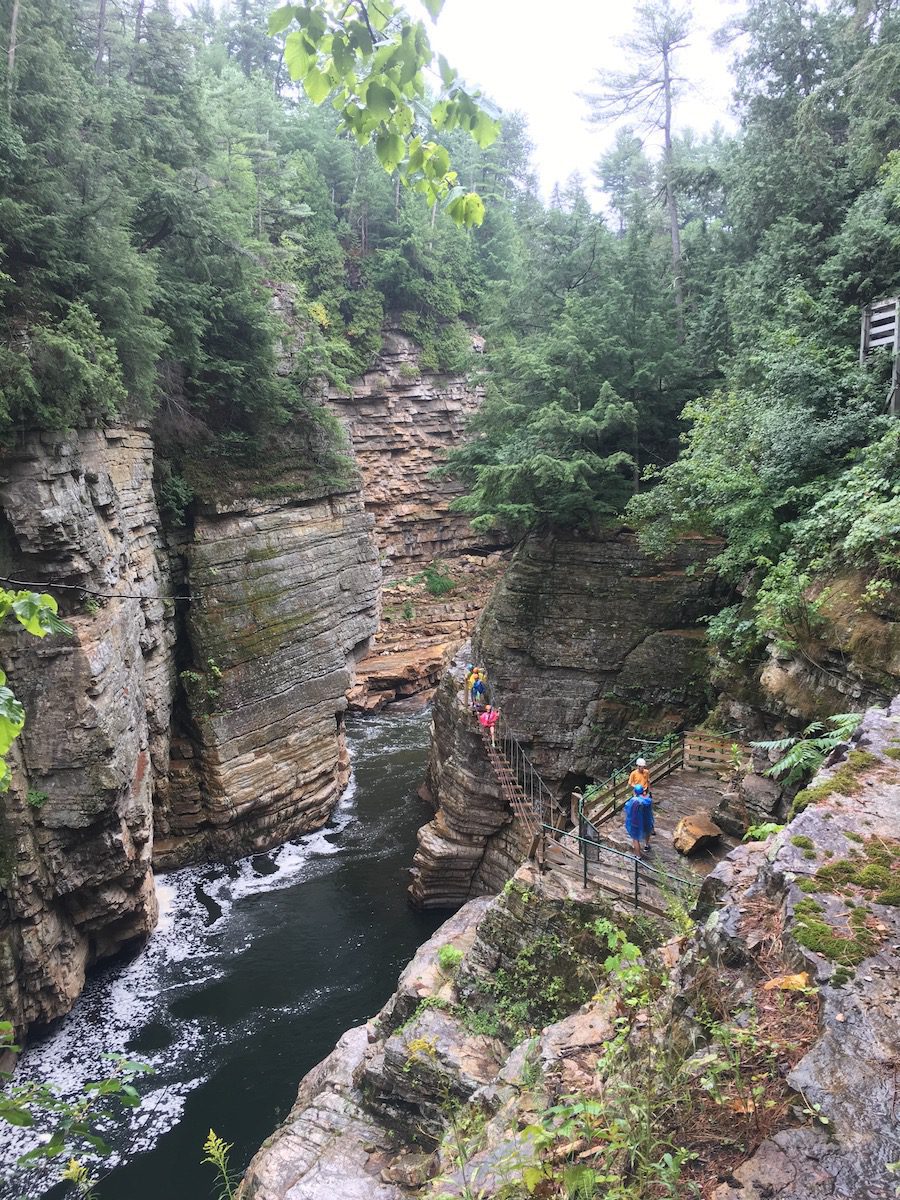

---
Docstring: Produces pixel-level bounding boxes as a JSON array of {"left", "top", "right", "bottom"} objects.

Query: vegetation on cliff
[
  {"left": 0, "top": 0, "right": 504, "bottom": 506},
  {"left": 442, "top": 1, "right": 900, "bottom": 660}
]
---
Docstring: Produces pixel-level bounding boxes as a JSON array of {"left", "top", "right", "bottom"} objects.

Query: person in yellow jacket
[{"left": 628, "top": 757, "right": 651, "bottom": 796}]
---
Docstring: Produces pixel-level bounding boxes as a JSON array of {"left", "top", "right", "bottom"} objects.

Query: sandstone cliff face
[
  {"left": 715, "top": 571, "right": 900, "bottom": 738},
  {"left": 245, "top": 697, "right": 900, "bottom": 1200},
  {"left": 154, "top": 489, "right": 379, "bottom": 866},
  {"left": 410, "top": 528, "right": 725, "bottom": 909},
  {"left": 0, "top": 424, "right": 382, "bottom": 1031},
  {"left": 0, "top": 429, "right": 174, "bottom": 1034},
  {"left": 329, "top": 330, "right": 507, "bottom": 710}
]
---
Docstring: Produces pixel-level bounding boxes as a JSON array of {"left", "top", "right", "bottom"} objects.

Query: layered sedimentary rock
[
  {"left": 328, "top": 329, "right": 489, "bottom": 576},
  {"left": 153, "top": 488, "right": 380, "bottom": 866},
  {"left": 246, "top": 697, "right": 900, "bottom": 1200},
  {"left": 0, "top": 424, "right": 381, "bottom": 1030},
  {"left": 410, "top": 528, "right": 725, "bottom": 908},
  {"left": 715, "top": 571, "right": 900, "bottom": 737},
  {"left": 329, "top": 330, "right": 507, "bottom": 709},
  {"left": 0, "top": 429, "right": 174, "bottom": 1034}
]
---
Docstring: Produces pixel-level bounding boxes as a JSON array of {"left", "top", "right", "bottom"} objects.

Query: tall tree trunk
[
  {"left": 7, "top": 0, "right": 20, "bottom": 117},
  {"left": 95, "top": 0, "right": 108, "bottom": 72},
  {"left": 662, "top": 47, "right": 685, "bottom": 339},
  {"left": 134, "top": 0, "right": 145, "bottom": 44}
]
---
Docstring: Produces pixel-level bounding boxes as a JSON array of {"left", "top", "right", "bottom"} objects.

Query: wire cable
[{"left": 0, "top": 575, "right": 193, "bottom": 603}]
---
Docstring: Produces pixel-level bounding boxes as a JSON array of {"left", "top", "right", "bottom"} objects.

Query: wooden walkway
[
  {"left": 474, "top": 707, "right": 740, "bottom": 915},
  {"left": 595, "top": 769, "right": 737, "bottom": 880}
]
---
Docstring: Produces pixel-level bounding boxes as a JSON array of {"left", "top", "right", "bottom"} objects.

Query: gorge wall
[
  {"left": 410, "top": 528, "right": 726, "bottom": 909},
  {"left": 329, "top": 330, "right": 507, "bottom": 711},
  {"left": 153, "top": 487, "right": 379, "bottom": 867},
  {"left": 0, "top": 331, "right": 497, "bottom": 1035},
  {"left": 0, "top": 429, "right": 174, "bottom": 1034}
]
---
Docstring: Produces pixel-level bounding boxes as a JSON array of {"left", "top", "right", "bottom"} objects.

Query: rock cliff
[
  {"left": 243, "top": 695, "right": 900, "bottom": 1200},
  {"left": 0, "top": 429, "right": 174, "bottom": 1035},
  {"left": 0, "top": 424, "right": 382, "bottom": 1032},
  {"left": 715, "top": 571, "right": 900, "bottom": 737},
  {"left": 410, "top": 528, "right": 725, "bottom": 909},
  {"left": 153, "top": 486, "right": 380, "bottom": 866},
  {"left": 329, "top": 331, "right": 507, "bottom": 710}
]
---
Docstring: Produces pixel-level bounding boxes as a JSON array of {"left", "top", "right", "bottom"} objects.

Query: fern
[{"left": 753, "top": 713, "right": 862, "bottom": 788}]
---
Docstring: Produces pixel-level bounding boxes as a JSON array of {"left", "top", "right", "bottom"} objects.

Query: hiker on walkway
[
  {"left": 465, "top": 664, "right": 477, "bottom": 705},
  {"left": 479, "top": 704, "right": 500, "bottom": 747},
  {"left": 470, "top": 671, "right": 486, "bottom": 710},
  {"left": 624, "top": 784, "right": 654, "bottom": 856},
  {"left": 628, "top": 757, "right": 652, "bottom": 796}
]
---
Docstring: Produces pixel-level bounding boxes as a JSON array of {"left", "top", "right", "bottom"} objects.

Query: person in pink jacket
[{"left": 479, "top": 704, "right": 500, "bottom": 747}]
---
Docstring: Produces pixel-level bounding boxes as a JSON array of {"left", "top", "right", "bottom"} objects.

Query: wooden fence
[{"left": 582, "top": 729, "right": 745, "bottom": 828}]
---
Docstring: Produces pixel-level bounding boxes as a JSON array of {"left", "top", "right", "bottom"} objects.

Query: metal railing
[
  {"left": 579, "top": 727, "right": 746, "bottom": 830},
  {"left": 579, "top": 734, "right": 683, "bottom": 829},
  {"left": 544, "top": 820, "right": 698, "bottom": 915},
  {"left": 466, "top": 673, "right": 738, "bottom": 915}
]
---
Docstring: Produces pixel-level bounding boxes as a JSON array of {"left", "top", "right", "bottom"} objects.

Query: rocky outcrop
[
  {"left": 245, "top": 697, "right": 900, "bottom": 1200},
  {"left": 0, "top": 423, "right": 382, "bottom": 1031},
  {"left": 0, "top": 428, "right": 174, "bottom": 1035},
  {"left": 241, "top": 867, "right": 620, "bottom": 1200},
  {"left": 699, "top": 696, "right": 900, "bottom": 1199},
  {"left": 410, "top": 528, "right": 725, "bottom": 908},
  {"left": 715, "top": 571, "right": 900, "bottom": 740},
  {"left": 329, "top": 330, "right": 507, "bottom": 709},
  {"left": 154, "top": 488, "right": 379, "bottom": 866}
]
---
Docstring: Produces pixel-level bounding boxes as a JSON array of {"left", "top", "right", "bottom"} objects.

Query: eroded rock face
[
  {"left": 329, "top": 331, "right": 508, "bottom": 709},
  {"left": 0, "top": 426, "right": 382, "bottom": 1032},
  {"left": 702, "top": 697, "right": 900, "bottom": 1199},
  {"left": 714, "top": 571, "right": 900, "bottom": 743},
  {"left": 245, "top": 700, "right": 900, "bottom": 1200},
  {"left": 154, "top": 489, "right": 380, "bottom": 866},
  {"left": 0, "top": 429, "right": 174, "bottom": 1035},
  {"left": 410, "top": 528, "right": 725, "bottom": 908}
]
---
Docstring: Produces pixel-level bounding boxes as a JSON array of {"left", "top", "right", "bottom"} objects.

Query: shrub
[{"left": 437, "top": 944, "right": 464, "bottom": 972}]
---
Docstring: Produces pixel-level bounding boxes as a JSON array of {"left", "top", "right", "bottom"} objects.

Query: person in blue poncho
[{"left": 624, "top": 784, "right": 654, "bottom": 856}]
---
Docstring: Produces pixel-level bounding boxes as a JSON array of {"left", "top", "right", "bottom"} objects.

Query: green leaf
[
  {"left": 471, "top": 111, "right": 500, "bottom": 149},
  {"left": 284, "top": 31, "right": 312, "bottom": 79},
  {"left": 267, "top": 5, "right": 295, "bottom": 35},
  {"left": 437, "top": 53, "right": 456, "bottom": 88},
  {"left": 0, "top": 1103, "right": 32, "bottom": 1127},
  {"left": 331, "top": 35, "right": 353, "bottom": 77},
  {"left": 0, "top": 686, "right": 25, "bottom": 755},
  {"left": 303, "top": 66, "right": 331, "bottom": 105},
  {"left": 365, "top": 81, "right": 396, "bottom": 122},
  {"left": 447, "top": 191, "right": 485, "bottom": 229},
  {"left": 375, "top": 132, "right": 405, "bottom": 172},
  {"left": 11, "top": 593, "right": 58, "bottom": 637},
  {"left": 422, "top": 0, "right": 445, "bottom": 17}
]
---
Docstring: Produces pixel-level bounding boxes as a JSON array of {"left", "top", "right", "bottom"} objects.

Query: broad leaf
[
  {"left": 365, "top": 81, "right": 396, "bottom": 122},
  {"left": 267, "top": 5, "right": 295, "bottom": 35},
  {"left": 303, "top": 66, "right": 331, "bottom": 105},
  {"left": 375, "top": 133, "right": 405, "bottom": 172}
]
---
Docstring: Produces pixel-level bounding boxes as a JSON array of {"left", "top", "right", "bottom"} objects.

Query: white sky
[
  {"left": 417, "top": 0, "right": 742, "bottom": 200},
  {"left": 177, "top": 0, "right": 744, "bottom": 201}
]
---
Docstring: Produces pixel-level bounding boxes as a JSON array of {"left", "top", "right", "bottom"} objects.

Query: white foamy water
[
  {"left": 0, "top": 773, "right": 360, "bottom": 1194},
  {"left": 0, "top": 708, "right": 434, "bottom": 1200}
]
